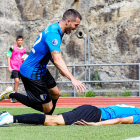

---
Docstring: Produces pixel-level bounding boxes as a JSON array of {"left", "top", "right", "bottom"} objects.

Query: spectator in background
[{"left": 7, "top": 36, "right": 27, "bottom": 102}]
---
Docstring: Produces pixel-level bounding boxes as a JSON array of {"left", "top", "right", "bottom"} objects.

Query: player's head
[
  {"left": 16, "top": 36, "right": 24, "bottom": 46},
  {"left": 62, "top": 9, "right": 82, "bottom": 34}
]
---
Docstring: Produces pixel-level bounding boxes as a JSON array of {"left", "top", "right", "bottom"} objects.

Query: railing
[
  {"left": 48, "top": 63, "right": 140, "bottom": 97},
  {"left": 0, "top": 63, "right": 140, "bottom": 97},
  {"left": 1, "top": 37, "right": 139, "bottom": 97}
]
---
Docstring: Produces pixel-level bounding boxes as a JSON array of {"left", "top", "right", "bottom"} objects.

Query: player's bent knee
[
  {"left": 57, "top": 91, "right": 61, "bottom": 97},
  {"left": 42, "top": 104, "right": 53, "bottom": 114},
  {"left": 51, "top": 91, "right": 61, "bottom": 100},
  {"left": 54, "top": 90, "right": 61, "bottom": 96},
  {"left": 56, "top": 90, "right": 61, "bottom": 97},
  {"left": 43, "top": 107, "right": 52, "bottom": 114},
  {"left": 48, "top": 87, "right": 61, "bottom": 99}
]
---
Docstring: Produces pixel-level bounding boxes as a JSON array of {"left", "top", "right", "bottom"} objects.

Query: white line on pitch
[{"left": 125, "top": 136, "right": 140, "bottom": 140}]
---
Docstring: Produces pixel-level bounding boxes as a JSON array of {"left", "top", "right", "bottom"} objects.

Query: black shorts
[
  {"left": 20, "top": 70, "right": 57, "bottom": 104},
  {"left": 62, "top": 105, "right": 101, "bottom": 125},
  {"left": 11, "top": 70, "right": 21, "bottom": 79}
]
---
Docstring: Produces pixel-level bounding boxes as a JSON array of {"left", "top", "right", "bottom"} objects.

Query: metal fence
[
  {"left": 0, "top": 37, "right": 139, "bottom": 97},
  {"left": 0, "top": 62, "right": 140, "bottom": 97}
]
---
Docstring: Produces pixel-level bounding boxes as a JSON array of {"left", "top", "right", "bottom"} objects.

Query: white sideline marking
[{"left": 125, "top": 136, "right": 140, "bottom": 140}]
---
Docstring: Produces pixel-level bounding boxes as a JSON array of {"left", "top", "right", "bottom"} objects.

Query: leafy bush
[
  {"left": 78, "top": 92, "right": 86, "bottom": 97},
  {"left": 60, "top": 93, "right": 68, "bottom": 97},
  {"left": 93, "top": 69, "right": 101, "bottom": 89},
  {"left": 123, "top": 89, "right": 131, "bottom": 96},
  {"left": 86, "top": 90, "right": 95, "bottom": 97}
]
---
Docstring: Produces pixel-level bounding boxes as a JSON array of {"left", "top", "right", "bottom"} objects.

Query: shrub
[
  {"left": 60, "top": 93, "right": 68, "bottom": 97},
  {"left": 123, "top": 89, "right": 131, "bottom": 96},
  {"left": 86, "top": 90, "right": 95, "bottom": 97},
  {"left": 93, "top": 69, "right": 101, "bottom": 89},
  {"left": 78, "top": 92, "right": 86, "bottom": 97},
  {"left": 93, "top": 69, "right": 99, "bottom": 81}
]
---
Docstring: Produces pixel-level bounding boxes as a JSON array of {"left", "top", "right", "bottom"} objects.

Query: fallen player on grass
[{"left": 0, "top": 104, "right": 140, "bottom": 126}]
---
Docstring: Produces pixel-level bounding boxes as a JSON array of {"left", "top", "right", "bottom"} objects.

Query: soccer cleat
[
  {"left": 0, "top": 111, "right": 13, "bottom": 126},
  {"left": 0, "top": 86, "right": 14, "bottom": 101}
]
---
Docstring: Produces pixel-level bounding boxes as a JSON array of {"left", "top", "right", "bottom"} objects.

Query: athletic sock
[
  {"left": 13, "top": 113, "right": 46, "bottom": 124},
  {"left": 47, "top": 99, "right": 58, "bottom": 115},
  {"left": 9, "top": 93, "right": 43, "bottom": 112}
]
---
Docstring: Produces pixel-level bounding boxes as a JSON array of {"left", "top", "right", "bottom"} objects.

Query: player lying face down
[{"left": 0, "top": 104, "right": 140, "bottom": 126}]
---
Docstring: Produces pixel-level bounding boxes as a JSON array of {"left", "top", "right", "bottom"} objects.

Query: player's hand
[
  {"left": 71, "top": 79, "right": 86, "bottom": 93},
  {"left": 8, "top": 67, "right": 13, "bottom": 72},
  {"left": 74, "top": 120, "right": 95, "bottom": 126}
]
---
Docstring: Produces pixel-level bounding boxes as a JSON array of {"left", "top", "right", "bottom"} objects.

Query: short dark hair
[
  {"left": 16, "top": 36, "right": 23, "bottom": 40},
  {"left": 62, "top": 9, "right": 82, "bottom": 21}
]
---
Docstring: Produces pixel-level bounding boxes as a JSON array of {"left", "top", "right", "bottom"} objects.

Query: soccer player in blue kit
[
  {"left": 0, "top": 104, "right": 140, "bottom": 126},
  {"left": 0, "top": 9, "right": 86, "bottom": 114}
]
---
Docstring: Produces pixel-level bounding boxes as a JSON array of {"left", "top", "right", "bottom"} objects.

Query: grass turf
[{"left": 0, "top": 107, "right": 140, "bottom": 140}]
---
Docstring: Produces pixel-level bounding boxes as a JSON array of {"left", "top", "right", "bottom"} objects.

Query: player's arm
[
  {"left": 51, "top": 51, "right": 85, "bottom": 92},
  {"left": 94, "top": 117, "right": 133, "bottom": 125},
  {"left": 46, "top": 33, "right": 86, "bottom": 93},
  {"left": 75, "top": 116, "right": 133, "bottom": 126},
  {"left": 50, "top": 57, "right": 55, "bottom": 65},
  {"left": 7, "top": 46, "right": 13, "bottom": 72},
  {"left": 50, "top": 57, "right": 65, "bottom": 77},
  {"left": 51, "top": 51, "right": 73, "bottom": 78}
]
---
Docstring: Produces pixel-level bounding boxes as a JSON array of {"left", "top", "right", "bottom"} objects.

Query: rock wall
[{"left": 0, "top": 0, "right": 140, "bottom": 93}]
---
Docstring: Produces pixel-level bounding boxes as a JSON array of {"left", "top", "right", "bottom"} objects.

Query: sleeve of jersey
[
  {"left": 45, "top": 33, "right": 61, "bottom": 52},
  {"left": 133, "top": 115, "right": 140, "bottom": 124},
  {"left": 7, "top": 46, "right": 13, "bottom": 57}
]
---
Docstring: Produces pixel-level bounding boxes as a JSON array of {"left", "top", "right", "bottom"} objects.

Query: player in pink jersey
[{"left": 7, "top": 36, "right": 26, "bottom": 102}]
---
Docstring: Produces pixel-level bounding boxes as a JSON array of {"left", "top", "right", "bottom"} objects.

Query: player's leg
[
  {"left": 48, "top": 86, "right": 61, "bottom": 100},
  {"left": 0, "top": 85, "right": 45, "bottom": 112},
  {"left": 10, "top": 70, "right": 20, "bottom": 103},
  {"left": 0, "top": 111, "right": 65, "bottom": 126},
  {"left": 0, "top": 105, "right": 101, "bottom": 126},
  {"left": 14, "top": 78, "right": 20, "bottom": 93},
  {"left": 46, "top": 86, "right": 61, "bottom": 114},
  {"left": 44, "top": 114, "right": 65, "bottom": 126},
  {"left": 15, "top": 74, "right": 53, "bottom": 113},
  {"left": 42, "top": 100, "right": 53, "bottom": 113},
  {"left": 9, "top": 92, "right": 46, "bottom": 112},
  {"left": 11, "top": 78, "right": 20, "bottom": 103},
  {"left": 42, "top": 70, "right": 61, "bottom": 114},
  {"left": 0, "top": 111, "right": 46, "bottom": 126}
]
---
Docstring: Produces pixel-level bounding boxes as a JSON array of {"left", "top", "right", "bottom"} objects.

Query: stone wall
[{"left": 0, "top": 0, "right": 140, "bottom": 93}]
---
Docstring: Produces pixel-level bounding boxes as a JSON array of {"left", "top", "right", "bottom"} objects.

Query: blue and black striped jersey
[{"left": 20, "top": 22, "right": 63, "bottom": 79}]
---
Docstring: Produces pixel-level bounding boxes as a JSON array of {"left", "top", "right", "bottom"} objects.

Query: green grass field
[{"left": 0, "top": 107, "right": 140, "bottom": 140}]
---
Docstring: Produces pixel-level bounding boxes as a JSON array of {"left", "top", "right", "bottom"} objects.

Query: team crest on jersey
[
  {"left": 52, "top": 39, "right": 58, "bottom": 45},
  {"left": 40, "top": 94, "right": 47, "bottom": 101}
]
